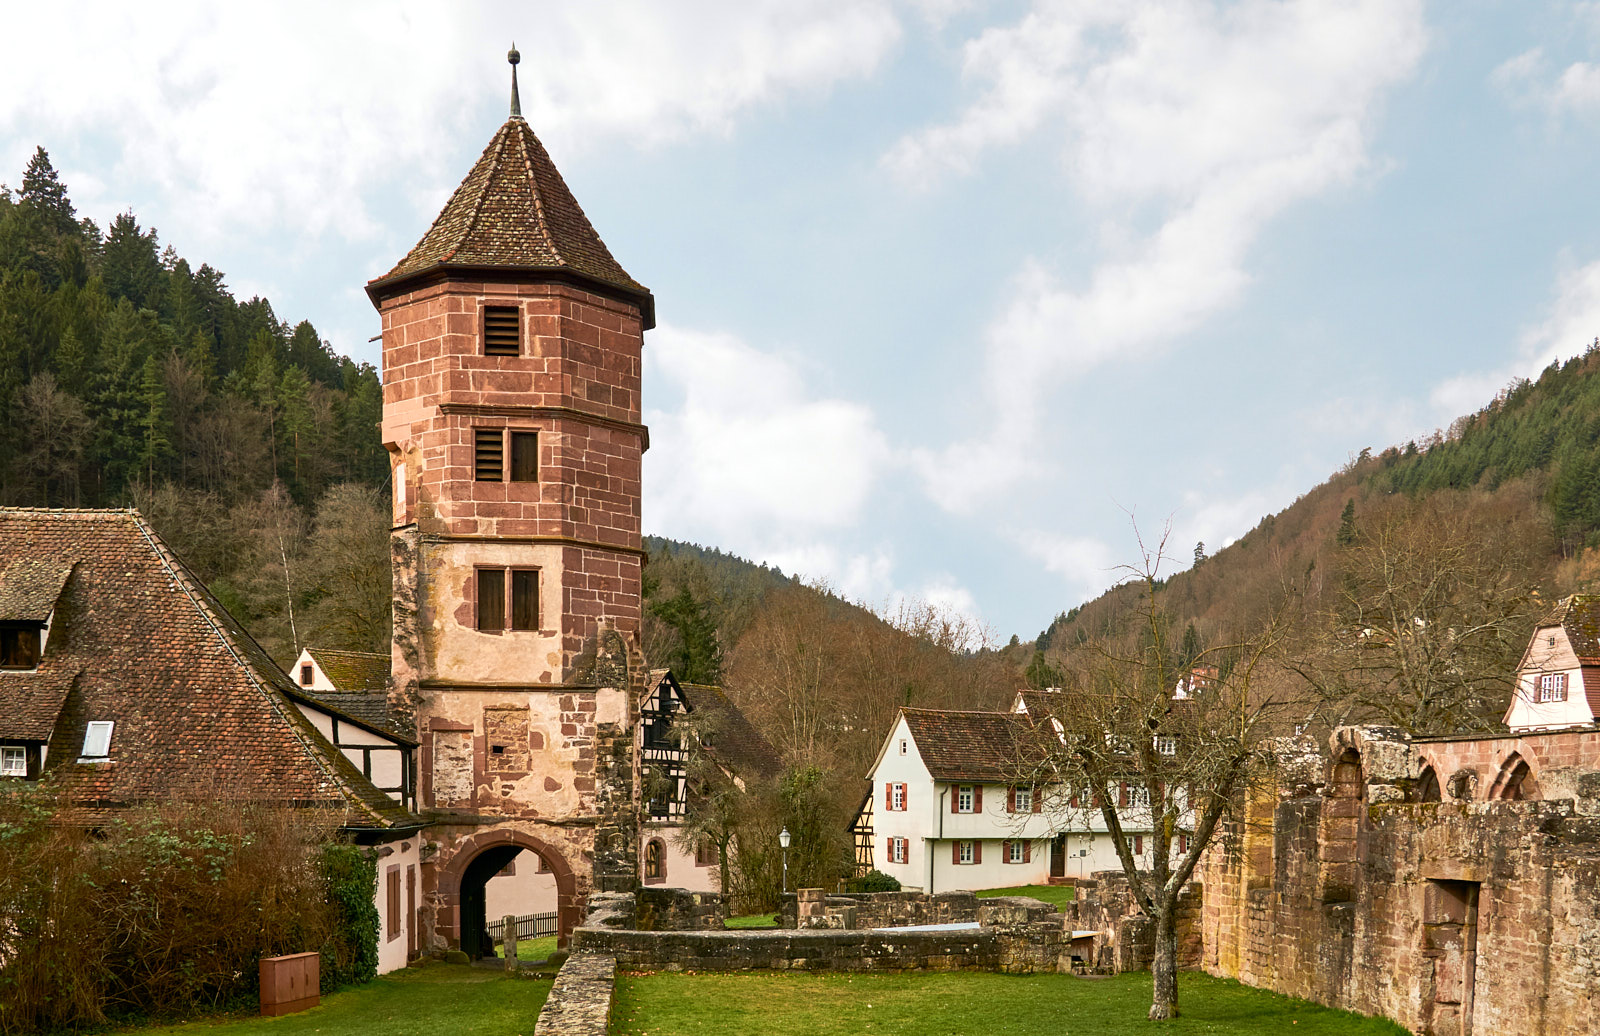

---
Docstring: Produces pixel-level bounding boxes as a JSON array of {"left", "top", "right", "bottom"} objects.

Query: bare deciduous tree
[{"left": 1023, "top": 528, "right": 1291, "bottom": 1021}]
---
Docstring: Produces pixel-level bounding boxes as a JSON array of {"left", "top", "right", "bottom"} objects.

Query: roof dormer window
[
  {"left": 80, "top": 721, "right": 114, "bottom": 761},
  {"left": 0, "top": 624, "right": 42, "bottom": 670}
]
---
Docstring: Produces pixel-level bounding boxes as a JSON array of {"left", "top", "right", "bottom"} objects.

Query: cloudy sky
[{"left": 4, "top": 1, "right": 1599, "bottom": 641}]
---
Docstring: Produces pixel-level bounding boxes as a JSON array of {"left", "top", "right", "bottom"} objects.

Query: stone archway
[
  {"left": 1488, "top": 752, "right": 1540, "bottom": 801},
  {"left": 437, "top": 829, "right": 582, "bottom": 957}
]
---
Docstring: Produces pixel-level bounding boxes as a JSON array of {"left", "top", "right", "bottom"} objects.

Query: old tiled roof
[
  {"left": 0, "top": 556, "right": 73, "bottom": 621},
  {"left": 1559, "top": 595, "right": 1600, "bottom": 662},
  {"left": 0, "top": 667, "right": 78, "bottom": 740},
  {"left": 369, "top": 116, "right": 653, "bottom": 323},
  {"left": 900, "top": 707, "right": 1046, "bottom": 783},
  {"left": 307, "top": 648, "right": 390, "bottom": 692},
  {"left": 1012, "top": 689, "right": 1065, "bottom": 719},
  {"left": 291, "top": 687, "right": 414, "bottom": 742},
  {"left": 0, "top": 508, "right": 414, "bottom": 829},
  {"left": 679, "top": 681, "right": 781, "bottom": 781}
]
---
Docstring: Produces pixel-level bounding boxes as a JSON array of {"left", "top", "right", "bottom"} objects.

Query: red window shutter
[
  {"left": 1007, "top": 786, "right": 1016, "bottom": 813},
  {"left": 901, "top": 783, "right": 908, "bottom": 811},
  {"left": 1031, "top": 787, "right": 1042, "bottom": 813},
  {"left": 884, "top": 836, "right": 892, "bottom": 860},
  {"left": 952, "top": 841, "right": 960, "bottom": 865},
  {"left": 974, "top": 785, "right": 983, "bottom": 812},
  {"left": 1069, "top": 790, "right": 1079, "bottom": 808},
  {"left": 951, "top": 787, "right": 960, "bottom": 813},
  {"left": 1134, "top": 834, "right": 1143, "bottom": 855},
  {"left": 1023, "top": 840, "right": 1032, "bottom": 863},
  {"left": 1119, "top": 783, "right": 1129, "bottom": 808},
  {"left": 1002, "top": 839, "right": 1011, "bottom": 862},
  {"left": 885, "top": 782, "right": 892, "bottom": 810},
  {"left": 974, "top": 840, "right": 982, "bottom": 865},
  {"left": 1558, "top": 674, "right": 1569, "bottom": 700}
]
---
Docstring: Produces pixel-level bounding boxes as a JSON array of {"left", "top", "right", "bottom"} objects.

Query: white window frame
[
  {"left": 899, "top": 739, "right": 907, "bottom": 755},
  {"left": 957, "top": 785, "right": 974, "bottom": 813},
  {"left": 1156, "top": 737, "right": 1177, "bottom": 756},
  {"left": 958, "top": 840, "right": 974, "bottom": 864},
  {"left": 1539, "top": 673, "right": 1568, "bottom": 703},
  {"left": 1127, "top": 783, "right": 1151, "bottom": 808},
  {"left": 891, "top": 783, "right": 906, "bottom": 811},
  {"left": 1007, "top": 839, "right": 1024, "bottom": 864},
  {"left": 80, "top": 721, "right": 114, "bottom": 761},
  {"left": 1, "top": 746, "right": 25, "bottom": 776},
  {"left": 891, "top": 837, "right": 908, "bottom": 864},
  {"left": 1013, "top": 786, "right": 1031, "bottom": 812}
]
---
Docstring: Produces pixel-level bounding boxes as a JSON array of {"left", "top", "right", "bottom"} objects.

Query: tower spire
[{"left": 508, "top": 44, "right": 523, "bottom": 120}]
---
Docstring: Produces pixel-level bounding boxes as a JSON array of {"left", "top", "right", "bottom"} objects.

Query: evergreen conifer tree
[{"left": 1337, "top": 499, "right": 1358, "bottom": 546}]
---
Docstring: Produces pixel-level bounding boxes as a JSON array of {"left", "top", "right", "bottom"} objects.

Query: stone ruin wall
[{"left": 1200, "top": 725, "right": 1600, "bottom": 1036}]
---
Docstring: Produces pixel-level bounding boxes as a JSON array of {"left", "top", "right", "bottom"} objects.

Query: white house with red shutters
[
  {"left": 1505, "top": 595, "right": 1600, "bottom": 732},
  {"left": 862, "top": 701, "right": 1195, "bottom": 891}
]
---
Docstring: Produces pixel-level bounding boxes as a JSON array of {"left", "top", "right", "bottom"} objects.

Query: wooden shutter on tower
[
  {"left": 951, "top": 787, "right": 959, "bottom": 813},
  {"left": 483, "top": 305, "right": 520, "bottom": 355},
  {"left": 474, "top": 429, "right": 504, "bottom": 481},
  {"left": 974, "top": 841, "right": 982, "bottom": 864},
  {"left": 900, "top": 783, "right": 908, "bottom": 811},
  {"left": 477, "top": 569, "right": 505, "bottom": 630},
  {"left": 1007, "top": 787, "right": 1016, "bottom": 813},
  {"left": 1031, "top": 787, "right": 1042, "bottom": 813},
  {"left": 1119, "top": 782, "right": 1130, "bottom": 808},
  {"left": 1002, "top": 840, "right": 1012, "bottom": 861},
  {"left": 952, "top": 841, "right": 960, "bottom": 865},
  {"left": 973, "top": 785, "right": 982, "bottom": 812},
  {"left": 1023, "top": 841, "right": 1031, "bottom": 863},
  {"left": 885, "top": 782, "right": 893, "bottom": 810}
]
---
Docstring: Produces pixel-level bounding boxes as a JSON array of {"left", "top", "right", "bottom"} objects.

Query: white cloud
[
  {"left": 1013, "top": 529, "right": 1118, "bottom": 598},
  {"left": 644, "top": 323, "right": 891, "bottom": 540},
  {"left": 0, "top": 1, "right": 901, "bottom": 253},
  {"left": 897, "top": 0, "right": 1427, "bottom": 510},
  {"left": 1432, "top": 258, "right": 1600, "bottom": 418}
]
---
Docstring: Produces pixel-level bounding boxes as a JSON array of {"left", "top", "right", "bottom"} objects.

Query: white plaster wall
[
  {"left": 1508, "top": 627, "right": 1591, "bottom": 730},
  {"left": 640, "top": 824, "right": 718, "bottom": 892},
  {"left": 869, "top": 716, "right": 935, "bottom": 890},
  {"left": 376, "top": 838, "right": 422, "bottom": 975},
  {"left": 484, "top": 850, "right": 559, "bottom": 918},
  {"left": 418, "top": 541, "right": 568, "bottom": 685},
  {"left": 290, "top": 649, "right": 335, "bottom": 691},
  {"left": 930, "top": 838, "right": 1052, "bottom": 891}
]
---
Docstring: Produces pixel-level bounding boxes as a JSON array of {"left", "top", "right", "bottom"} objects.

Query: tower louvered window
[
  {"left": 483, "top": 305, "right": 521, "bottom": 355},
  {"left": 474, "top": 429, "right": 503, "bottom": 481}
]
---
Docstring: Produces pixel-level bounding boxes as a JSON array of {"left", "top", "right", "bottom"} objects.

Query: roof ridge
[
  {"left": 451, "top": 121, "right": 516, "bottom": 264},
  {"left": 519, "top": 122, "right": 564, "bottom": 268}
]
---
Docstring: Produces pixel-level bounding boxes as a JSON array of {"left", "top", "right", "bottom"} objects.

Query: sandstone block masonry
[{"left": 1200, "top": 725, "right": 1600, "bottom": 1035}]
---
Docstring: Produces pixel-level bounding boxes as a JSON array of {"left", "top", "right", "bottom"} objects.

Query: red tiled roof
[
  {"left": 0, "top": 556, "right": 73, "bottom": 621},
  {"left": 900, "top": 707, "right": 1046, "bottom": 783},
  {"left": 369, "top": 116, "right": 653, "bottom": 324},
  {"left": 679, "top": 681, "right": 780, "bottom": 781},
  {"left": 0, "top": 508, "right": 413, "bottom": 829},
  {"left": 1559, "top": 595, "right": 1600, "bottom": 663}
]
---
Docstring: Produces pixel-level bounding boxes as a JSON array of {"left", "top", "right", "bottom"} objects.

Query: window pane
[
  {"left": 510, "top": 432, "right": 538, "bottom": 482},
  {"left": 511, "top": 570, "right": 538, "bottom": 630},
  {"left": 0, "top": 627, "right": 40, "bottom": 668},
  {"left": 82, "top": 721, "right": 114, "bottom": 758},
  {"left": 474, "top": 429, "right": 504, "bottom": 481},
  {"left": 478, "top": 569, "right": 506, "bottom": 630},
  {"left": 1, "top": 747, "right": 25, "bottom": 776}
]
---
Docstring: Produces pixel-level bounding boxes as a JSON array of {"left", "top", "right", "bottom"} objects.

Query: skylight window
[{"left": 80, "top": 721, "right": 114, "bottom": 761}]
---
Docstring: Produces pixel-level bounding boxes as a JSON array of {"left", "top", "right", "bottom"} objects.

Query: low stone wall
[
  {"left": 573, "top": 889, "right": 1072, "bottom": 974},
  {"left": 636, "top": 887, "right": 726, "bottom": 931},
  {"left": 532, "top": 954, "right": 616, "bottom": 1036},
  {"left": 1061, "top": 872, "right": 1203, "bottom": 973}
]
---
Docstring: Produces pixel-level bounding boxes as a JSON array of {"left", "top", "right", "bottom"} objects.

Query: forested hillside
[{"left": 1028, "top": 345, "right": 1600, "bottom": 737}]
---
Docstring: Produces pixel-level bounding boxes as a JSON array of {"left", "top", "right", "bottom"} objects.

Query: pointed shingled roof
[{"left": 368, "top": 117, "right": 653, "bottom": 326}]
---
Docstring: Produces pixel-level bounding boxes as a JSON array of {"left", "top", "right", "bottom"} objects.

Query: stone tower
[{"left": 367, "top": 51, "right": 652, "bottom": 953}]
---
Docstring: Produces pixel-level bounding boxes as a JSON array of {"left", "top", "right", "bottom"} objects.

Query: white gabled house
[
  {"left": 861, "top": 697, "right": 1197, "bottom": 891},
  {"left": 1505, "top": 595, "right": 1600, "bottom": 733}
]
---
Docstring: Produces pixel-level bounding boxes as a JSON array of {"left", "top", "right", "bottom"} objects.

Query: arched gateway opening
[{"left": 439, "top": 831, "right": 580, "bottom": 959}]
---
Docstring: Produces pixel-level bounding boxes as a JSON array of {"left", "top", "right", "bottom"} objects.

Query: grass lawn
[
  {"left": 127, "top": 964, "right": 549, "bottom": 1036},
  {"left": 611, "top": 971, "right": 1407, "bottom": 1035},
  {"left": 724, "top": 912, "right": 782, "bottom": 929},
  {"left": 494, "top": 934, "right": 559, "bottom": 961},
  {"left": 973, "top": 884, "right": 1076, "bottom": 910}
]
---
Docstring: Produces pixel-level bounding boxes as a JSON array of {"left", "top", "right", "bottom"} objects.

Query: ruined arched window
[
  {"left": 644, "top": 839, "right": 665, "bottom": 884},
  {"left": 1491, "top": 754, "right": 1539, "bottom": 801},
  {"left": 1416, "top": 765, "right": 1441, "bottom": 803},
  {"left": 1318, "top": 749, "right": 1365, "bottom": 903}
]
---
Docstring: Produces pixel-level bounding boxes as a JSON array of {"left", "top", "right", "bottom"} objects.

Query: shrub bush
[
  {"left": 0, "top": 786, "right": 371, "bottom": 1033},
  {"left": 846, "top": 869, "right": 902, "bottom": 893}
]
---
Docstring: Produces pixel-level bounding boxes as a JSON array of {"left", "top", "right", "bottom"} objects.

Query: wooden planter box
[{"left": 260, "top": 952, "right": 320, "bottom": 1016}]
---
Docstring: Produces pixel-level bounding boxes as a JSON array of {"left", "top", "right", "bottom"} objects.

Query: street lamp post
[{"left": 779, "top": 826, "right": 791, "bottom": 894}]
